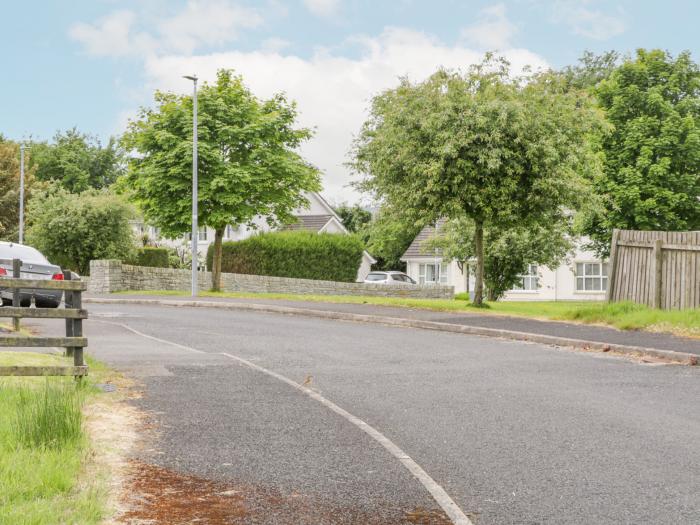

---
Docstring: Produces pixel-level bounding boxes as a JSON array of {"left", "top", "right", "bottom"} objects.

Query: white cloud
[
  {"left": 141, "top": 28, "right": 548, "bottom": 201},
  {"left": 303, "top": 0, "right": 341, "bottom": 18},
  {"left": 551, "top": 1, "right": 626, "bottom": 40},
  {"left": 69, "top": 1, "right": 263, "bottom": 57},
  {"left": 460, "top": 3, "right": 517, "bottom": 50}
]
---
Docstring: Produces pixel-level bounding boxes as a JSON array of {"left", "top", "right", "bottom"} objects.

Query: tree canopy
[
  {"left": 0, "top": 138, "right": 39, "bottom": 241},
  {"left": 334, "top": 203, "right": 372, "bottom": 234},
  {"left": 579, "top": 49, "right": 700, "bottom": 253},
  {"left": 30, "top": 128, "right": 124, "bottom": 192},
  {"left": 352, "top": 57, "right": 605, "bottom": 304},
  {"left": 121, "top": 69, "right": 321, "bottom": 290}
]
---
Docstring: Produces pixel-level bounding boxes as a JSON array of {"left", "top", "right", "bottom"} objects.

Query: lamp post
[
  {"left": 19, "top": 143, "right": 29, "bottom": 244},
  {"left": 183, "top": 75, "right": 198, "bottom": 297}
]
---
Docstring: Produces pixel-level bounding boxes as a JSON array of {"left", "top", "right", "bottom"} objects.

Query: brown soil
[{"left": 117, "top": 460, "right": 454, "bottom": 525}]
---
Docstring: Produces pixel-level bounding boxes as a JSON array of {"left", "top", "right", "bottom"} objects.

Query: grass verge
[
  {"left": 0, "top": 351, "right": 115, "bottom": 524},
  {"left": 114, "top": 289, "right": 700, "bottom": 338}
]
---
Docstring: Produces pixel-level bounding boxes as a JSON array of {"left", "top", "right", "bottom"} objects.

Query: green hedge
[
  {"left": 207, "top": 231, "right": 364, "bottom": 282},
  {"left": 127, "top": 247, "right": 170, "bottom": 268}
]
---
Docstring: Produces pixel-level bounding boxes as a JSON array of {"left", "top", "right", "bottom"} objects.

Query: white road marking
[{"left": 95, "top": 318, "right": 474, "bottom": 525}]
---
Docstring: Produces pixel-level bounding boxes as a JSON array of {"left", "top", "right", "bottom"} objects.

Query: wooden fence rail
[
  {"left": 0, "top": 258, "right": 88, "bottom": 377},
  {"left": 607, "top": 229, "right": 700, "bottom": 310}
]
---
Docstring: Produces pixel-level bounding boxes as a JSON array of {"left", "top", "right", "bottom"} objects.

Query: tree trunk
[
  {"left": 211, "top": 227, "right": 225, "bottom": 292},
  {"left": 473, "top": 219, "right": 485, "bottom": 306}
]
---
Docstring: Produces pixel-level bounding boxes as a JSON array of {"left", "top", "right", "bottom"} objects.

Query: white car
[{"left": 363, "top": 271, "right": 417, "bottom": 285}]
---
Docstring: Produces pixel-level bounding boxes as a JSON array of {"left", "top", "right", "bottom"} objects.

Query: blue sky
[{"left": 3, "top": 0, "right": 699, "bottom": 201}]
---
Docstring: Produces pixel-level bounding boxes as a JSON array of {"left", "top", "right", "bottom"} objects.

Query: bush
[
  {"left": 25, "top": 186, "right": 135, "bottom": 275},
  {"left": 207, "top": 231, "right": 364, "bottom": 282},
  {"left": 127, "top": 247, "right": 169, "bottom": 268}
]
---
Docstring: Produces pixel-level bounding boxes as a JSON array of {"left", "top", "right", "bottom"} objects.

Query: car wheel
[{"left": 35, "top": 298, "right": 59, "bottom": 309}]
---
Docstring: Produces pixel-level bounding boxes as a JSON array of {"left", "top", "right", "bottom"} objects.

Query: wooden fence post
[
  {"left": 606, "top": 229, "right": 620, "bottom": 302},
  {"left": 653, "top": 239, "right": 663, "bottom": 309},
  {"left": 72, "top": 284, "right": 84, "bottom": 370},
  {"left": 12, "top": 259, "right": 21, "bottom": 332},
  {"left": 63, "top": 270, "right": 74, "bottom": 357}
]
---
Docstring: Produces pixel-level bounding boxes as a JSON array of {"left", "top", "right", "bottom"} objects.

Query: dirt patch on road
[{"left": 118, "top": 460, "right": 454, "bottom": 525}]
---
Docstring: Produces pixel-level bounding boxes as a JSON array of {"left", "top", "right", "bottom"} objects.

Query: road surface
[{"left": 78, "top": 302, "right": 699, "bottom": 524}]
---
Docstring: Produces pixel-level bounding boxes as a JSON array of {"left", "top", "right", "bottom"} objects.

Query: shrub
[
  {"left": 25, "top": 186, "right": 135, "bottom": 275},
  {"left": 127, "top": 247, "right": 169, "bottom": 268},
  {"left": 207, "top": 231, "right": 364, "bottom": 282}
]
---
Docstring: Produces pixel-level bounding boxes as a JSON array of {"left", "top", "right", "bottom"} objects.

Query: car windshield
[
  {"left": 0, "top": 244, "right": 50, "bottom": 264},
  {"left": 365, "top": 273, "right": 386, "bottom": 281}
]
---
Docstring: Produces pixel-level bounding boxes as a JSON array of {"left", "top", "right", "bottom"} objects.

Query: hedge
[
  {"left": 127, "top": 247, "right": 169, "bottom": 268},
  {"left": 207, "top": 231, "right": 364, "bottom": 282}
]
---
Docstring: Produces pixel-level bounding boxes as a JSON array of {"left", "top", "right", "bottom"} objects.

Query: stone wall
[{"left": 88, "top": 260, "right": 454, "bottom": 299}]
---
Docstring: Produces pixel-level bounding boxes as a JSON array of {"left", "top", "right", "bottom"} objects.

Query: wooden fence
[
  {"left": 607, "top": 229, "right": 700, "bottom": 310},
  {"left": 0, "top": 258, "right": 88, "bottom": 377}
]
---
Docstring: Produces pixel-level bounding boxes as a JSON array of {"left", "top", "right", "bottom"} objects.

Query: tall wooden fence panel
[{"left": 607, "top": 229, "right": 700, "bottom": 310}]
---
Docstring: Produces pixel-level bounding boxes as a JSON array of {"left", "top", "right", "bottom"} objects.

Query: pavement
[
  {"left": 87, "top": 293, "right": 700, "bottom": 358},
  {"left": 24, "top": 301, "right": 699, "bottom": 524}
]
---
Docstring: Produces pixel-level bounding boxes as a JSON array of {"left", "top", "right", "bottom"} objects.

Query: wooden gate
[
  {"left": 0, "top": 258, "right": 88, "bottom": 377},
  {"left": 607, "top": 229, "right": 700, "bottom": 310}
]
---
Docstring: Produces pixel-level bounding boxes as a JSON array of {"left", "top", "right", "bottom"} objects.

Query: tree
[
  {"left": 427, "top": 216, "right": 573, "bottom": 300},
  {"left": 25, "top": 186, "right": 135, "bottom": 274},
  {"left": 0, "top": 138, "right": 39, "bottom": 241},
  {"left": 352, "top": 57, "right": 605, "bottom": 304},
  {"left": 30, "top": 128, "right": 125, "bottom": 192},
  {"left": 334, "top": 203, "right": 372, "bottom": 234},
  {"left": 121, "top": 70, "right": 321, "bottom": 290},
  {"left": 561, "top": 50, "right": 621, "bottom": 90},
  {"left": 363, "top": 205, "right": 422, "bottom": 271},
  {"left": 579, "top": 49, "right": 700, "bottom": 254}
]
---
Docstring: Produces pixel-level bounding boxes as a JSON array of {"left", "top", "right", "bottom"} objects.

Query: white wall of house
[{"left": 403, "top": 242, "right": 607, "bottom": 301}]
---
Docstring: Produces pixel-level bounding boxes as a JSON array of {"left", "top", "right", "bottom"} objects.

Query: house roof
[
  {"left": 401, "top": 219, "right": 447, "bottom": 260},
  {"left": 282, "top": 214, "right": 335, "bottom": 232}
]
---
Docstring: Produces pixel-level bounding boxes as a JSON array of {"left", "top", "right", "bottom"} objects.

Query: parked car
[
  {"left": 0, "top": 242, "right": 64, "bottom": 308},
  {"left": 363, "top": 271, "right": 417, "bottom": 285}
]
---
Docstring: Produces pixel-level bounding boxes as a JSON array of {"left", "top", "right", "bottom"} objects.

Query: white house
[
  {"left": 401, "top": 222, "right": 608, "bottom": 301},
  {"left": 132, "top": 192, "right": 376, "bottom": 281}
]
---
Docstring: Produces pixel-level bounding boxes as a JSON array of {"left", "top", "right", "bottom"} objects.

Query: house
[
  {"left": 401, "top": 222, "right": 608, "bottom": 301},
  {"left": 132, "top": 191, "right": 376, "bottom": 282}
]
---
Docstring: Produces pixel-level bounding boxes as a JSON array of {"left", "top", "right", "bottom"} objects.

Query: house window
[
  {"left": 512, "top": 264, "right": 539, "bottom": 291},
  {"left": 576, "top": 262, "right": 608, "bottom": 292},
  {"left": 198, "top": 227, "right": 208, "bottom": 241},
  {"left": 224, "top": 225, "right": 235, "bottom": 239},
  {"left": 418, "top": 263, "right": 448, "bottom": 284}
]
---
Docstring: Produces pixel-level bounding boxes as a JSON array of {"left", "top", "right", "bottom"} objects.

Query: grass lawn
[
  {"left": 0, "top": 351, "right": 113, "bottom": 525},
  {"left": 117, "top": 289, "right": 700, "bottom": 338}
]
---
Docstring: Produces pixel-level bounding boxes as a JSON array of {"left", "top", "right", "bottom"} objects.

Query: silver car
[
  {"left": 0, "top": 242, "right": 64, "bottom": 308},
  {"left": 364, "top": 271, "right": 417, "bottom": 285}
]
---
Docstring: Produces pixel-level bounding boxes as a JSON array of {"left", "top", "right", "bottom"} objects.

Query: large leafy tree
[
  {"left": 30, "top": 128, "right": 124, "bottom": 192},
  {"left": 334, "top": 203, "right": 372, "bottom": 234},
  {"left": 580, "top": 49, "right": 700, "bottom": 253},
  {"left": 122, "top": 70, "right": 321, "bottom": 290},
  {"left": 363, "top": 205, "right": 422, "bottom": 271},
  {"left": 0, "top": 137, "right": 39, "bottom": 241},
  {"left": 352, "top": 57, "right": 605, "bottom": 304}
]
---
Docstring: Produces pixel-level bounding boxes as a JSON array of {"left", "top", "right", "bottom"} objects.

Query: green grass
[
  {"left": 0, "top": 352, "right": 108, "bottom": 525},
  {"left": 118, "top": 289, "right": 700, "bottom": 338}
]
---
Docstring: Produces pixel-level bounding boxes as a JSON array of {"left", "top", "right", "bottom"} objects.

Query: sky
[{"left": 2, "top": 0, "right": 699, "bottom": 203}]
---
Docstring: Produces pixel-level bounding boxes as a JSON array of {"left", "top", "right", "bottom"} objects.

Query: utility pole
[
  {"left": 184, "top": 75, "right": 198, "bottom": 297},
  {"left": 19, "top": 143, "right": 27, "bottom": 244}
]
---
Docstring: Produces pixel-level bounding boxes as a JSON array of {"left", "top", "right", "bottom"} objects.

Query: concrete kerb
[{"left": 83, "top": 297, "right": 699, "bottom": 367}]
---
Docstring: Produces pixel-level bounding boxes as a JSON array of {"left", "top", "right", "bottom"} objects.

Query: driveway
[{"left": 76, "top": 302, "right": 699, "bottom": 524}]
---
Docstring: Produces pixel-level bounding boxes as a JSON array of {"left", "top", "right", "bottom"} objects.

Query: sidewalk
[{"left": 84, "top": 293, "right": 700, "bottom": 360}]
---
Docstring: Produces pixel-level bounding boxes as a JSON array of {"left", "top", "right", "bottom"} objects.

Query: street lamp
[
  {"left": 19, "top": 143, "right": 29, "bottom": 244},
  {"left": 183, "top": 74, "right": 198, "bottom": 297}
]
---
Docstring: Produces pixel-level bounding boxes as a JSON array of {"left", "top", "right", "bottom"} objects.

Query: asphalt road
[{"left": 76, "top": 303, "right": 699, "bottom": 524}]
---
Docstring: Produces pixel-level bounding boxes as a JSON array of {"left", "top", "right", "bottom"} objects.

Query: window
[
  {"left": 418, "top": 263, "right": 448, "bottom": 284},
  {"left": 576, "top": 262, "right": 608, "bottom": 292},
  {"left": 198, "top": 227, "right": 208, "bottom": 241},
  {"left": 512, "top": 264, "right": 539, "bottom": 291},
  {"left": 365, "top": 273, "right": 387, "bottom": 282},
  {"left": 224, "top": 225, "right": 235, "bottom": 239}
]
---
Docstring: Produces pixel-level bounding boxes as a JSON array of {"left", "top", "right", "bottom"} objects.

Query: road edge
[{"left": 84, "top": 297, "right": 699, "bottom": 366}]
